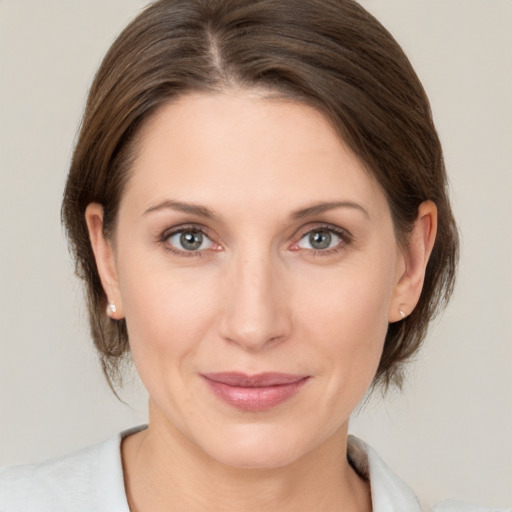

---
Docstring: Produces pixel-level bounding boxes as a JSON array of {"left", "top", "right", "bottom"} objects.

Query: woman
[{"left": 1, "top": 0, "right": 504, "bottom": 510}]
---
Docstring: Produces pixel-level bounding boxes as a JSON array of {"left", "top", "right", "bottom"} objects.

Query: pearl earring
[
  {"left": 106, "top": 302, "right": 117, "bottom": 316},
  {"left": 399, "top": 309, "right": 406, "bottom": 319}
]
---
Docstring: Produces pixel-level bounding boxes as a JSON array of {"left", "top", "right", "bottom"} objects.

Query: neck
[{"left": 122, "top": 403, "right": 371, "bottom": 512}]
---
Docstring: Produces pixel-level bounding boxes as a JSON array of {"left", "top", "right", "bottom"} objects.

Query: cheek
[
  {"left": 116, "top": 257, "right": 220, "bottom": 376},
  {"left": 296, "top": 257, "right": 394, "bottom": 387}
]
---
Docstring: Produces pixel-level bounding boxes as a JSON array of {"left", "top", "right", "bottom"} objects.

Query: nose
[{"left": 218, "top": 250, "right": 292, "bottom": 352}]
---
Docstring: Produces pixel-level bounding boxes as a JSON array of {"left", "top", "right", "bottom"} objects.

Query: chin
[
  {"left": 198, "top": 422, "right": 317, "bottom": 470},
  {"left": 211, "top": 444, "right": 300, "bottom": 470}
]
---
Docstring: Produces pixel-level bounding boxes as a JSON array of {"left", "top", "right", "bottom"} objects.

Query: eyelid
[
  {"left": 158, "top": 222, "right": 351, "bottom": 257},
  {"left": 295, "top": 223, "right": 352, "bottom": 241},
  {"left": 161, "top": 223, "right": 210, "bottom": 240},
  {"left": 159, "top": 223, "right": 221, "bottom": 256},
  {"left": 289, "top": 223, "right": 352, "bottom": 253}
]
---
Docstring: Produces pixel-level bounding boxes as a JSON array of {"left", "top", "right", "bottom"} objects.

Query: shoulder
[
  {"left": 0, "top": 426, "right": 144, "bottom": 512},
  {"left": 347, "top": 436, "right": 511, "bottom": 512}
]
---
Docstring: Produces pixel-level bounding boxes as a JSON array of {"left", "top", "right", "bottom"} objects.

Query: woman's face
[{"left": 94, "top": 91, "right": 408, "bottom": 468}]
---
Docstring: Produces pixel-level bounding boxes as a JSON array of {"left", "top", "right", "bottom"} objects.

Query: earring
[
  {"left": 106, "top": 302, "right": 117, "bottom": 316},
  {"left": 399, "top": 309, "right": 406, "bottom": 319}
]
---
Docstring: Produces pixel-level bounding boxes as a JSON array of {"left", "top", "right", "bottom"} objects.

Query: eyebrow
[
  {"left": 143, "top": 200, "right": 220, "bottom": 220},
  {"left": 290, "top": 201, "right": 370, "bottom": 220},
  {"left": 143, "top": 199, "right": 369, "bottom": 221}
]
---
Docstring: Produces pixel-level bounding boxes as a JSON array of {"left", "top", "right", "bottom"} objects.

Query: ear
[
  {"left": 85, "top": 203, "right": 124, "bottom": 319},
  {"left": 388, "top": 200, "right": 438, "bottom": 322}
]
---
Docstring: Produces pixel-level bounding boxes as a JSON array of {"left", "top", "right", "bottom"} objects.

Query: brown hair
[{"left": 62, "top": 0, "right": 459, "bottom": 391}]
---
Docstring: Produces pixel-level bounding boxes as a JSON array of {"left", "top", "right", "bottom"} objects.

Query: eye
[
  {"left": 294, "top": 227, "right": 348, "bottom": 252},
  {"left": 166, "top": 228, "right": 216, "bottom": 252}
]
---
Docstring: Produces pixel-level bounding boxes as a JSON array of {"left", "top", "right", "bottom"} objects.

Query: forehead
[{"left": 122, "top": 90, "right": 388, "bottom": 220}]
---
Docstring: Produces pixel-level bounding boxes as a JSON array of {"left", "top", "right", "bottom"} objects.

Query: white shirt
[{"left": 0, "top": 426, "right": 507, "bottom": 511}]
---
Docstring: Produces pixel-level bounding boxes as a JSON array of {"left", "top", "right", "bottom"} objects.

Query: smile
[{"left": 201, "top": 372, "right": 310, "bottom": 412}]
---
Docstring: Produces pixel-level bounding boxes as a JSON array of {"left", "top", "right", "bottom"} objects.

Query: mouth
[{"left": 201, "top": 372, "right": 310, "bottom": 412}]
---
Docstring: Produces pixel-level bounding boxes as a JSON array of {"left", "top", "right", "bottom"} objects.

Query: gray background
[{"left": 1, "top": 1, "right": 511, "bottom": 509}]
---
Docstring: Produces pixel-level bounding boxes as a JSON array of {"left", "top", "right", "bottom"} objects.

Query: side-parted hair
[{"left": 62, "top": 0, "right": 459, "bottom": 391}]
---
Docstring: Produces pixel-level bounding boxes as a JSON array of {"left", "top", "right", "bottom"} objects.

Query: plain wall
[{"left": 1, "top": 1, "right": 511, "bottom": 509}]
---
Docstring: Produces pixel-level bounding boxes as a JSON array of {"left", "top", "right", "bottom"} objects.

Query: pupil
[
  {"left": 180, "top": 231, "right": 202, "bottom": 250},
  {"left": 310, "top": 231, "right": 331, "bottom": 250}
]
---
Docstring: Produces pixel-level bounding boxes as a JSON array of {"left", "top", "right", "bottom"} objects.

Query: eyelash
[
  {"left": 159, "top": 225, "right": 217, "bottom": 258},
  {"left": 159, "top": 223, "right": 352, "bottom": 258},
  {"left": 292, "top": 224, "right": 352, "bottom": 257}
]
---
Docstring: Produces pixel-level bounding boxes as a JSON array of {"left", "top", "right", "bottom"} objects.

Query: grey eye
[
  {"left": 167, "top": 229, "right": 214, "bottom": 251},
  {"left": 309, "top": 231, "right": 332, "bottom": 250},
  {"left": 180, "top": 231, "right": 203, "bottom": 250},
  {"left": 297, "top": 229, "right": 342, "bottom": 251}
]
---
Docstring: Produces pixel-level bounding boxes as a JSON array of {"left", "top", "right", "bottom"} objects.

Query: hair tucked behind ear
[{"left": 62, "top": 0, "right": 458, "bottom": 393}]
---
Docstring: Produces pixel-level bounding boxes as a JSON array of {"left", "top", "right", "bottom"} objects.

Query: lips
[{"left": 202, "top": 372, "right": 310, "bottom": 412}]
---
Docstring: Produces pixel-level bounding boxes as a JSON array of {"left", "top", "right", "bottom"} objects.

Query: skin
[{"left": 86, "top": 90, "right": 437, "bottom": 511}]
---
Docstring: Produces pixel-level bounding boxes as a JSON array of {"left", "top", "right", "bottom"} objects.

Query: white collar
[
  {"left": 1, "top": 427, "right": 497, "bottom": 511},
  {"left": 347, "top": 435, "right": 422, "bottom": 511}
]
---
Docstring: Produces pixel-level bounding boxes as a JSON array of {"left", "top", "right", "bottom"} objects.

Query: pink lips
[{"left": 202, "top": 372, "right": 310, "bottom": 412}]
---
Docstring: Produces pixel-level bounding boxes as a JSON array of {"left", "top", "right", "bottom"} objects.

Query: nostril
[
  {"left": 217, "top": 257, "right": 292, "bottom": 350},
  {"left": 218, "top": 307, "right": 291, "bottom": 351}
]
